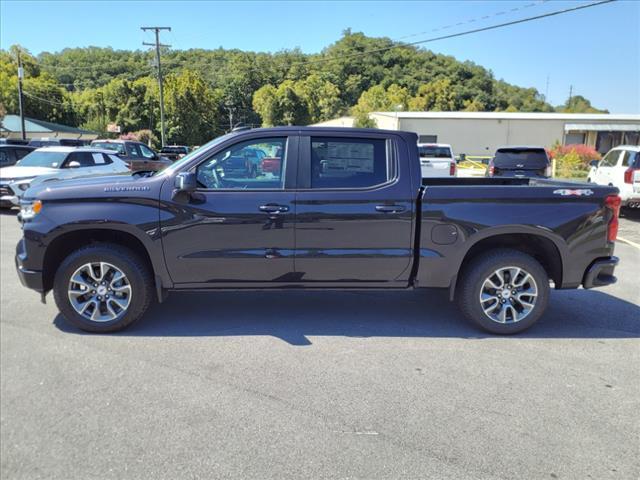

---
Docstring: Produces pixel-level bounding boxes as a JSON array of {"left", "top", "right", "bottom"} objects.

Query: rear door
[{"left": 294, "top": 133, "right": 414, "bottom": 285}]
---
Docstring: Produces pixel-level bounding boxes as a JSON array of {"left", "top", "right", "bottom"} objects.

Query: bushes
[{"left": 549, "top": 143, "right": 601, "bottom": 179}]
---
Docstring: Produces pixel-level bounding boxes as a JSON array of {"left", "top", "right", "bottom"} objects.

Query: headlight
[
  {"left": 20, "top": 200, "right": 42, "bottom": 221},
  {"left": 18, "top": 182, "right": 31, "bottom": 191}
]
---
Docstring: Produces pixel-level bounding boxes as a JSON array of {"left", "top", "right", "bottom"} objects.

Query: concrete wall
[
  {"left": 392, "top": 117, "right": 566, "bottom": 156},
  {"left": 367, "top": 115, "right": 640, "bottom": 157}
]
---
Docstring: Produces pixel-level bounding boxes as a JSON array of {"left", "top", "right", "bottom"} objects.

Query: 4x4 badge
[{"left": 553, "top": 189, "right": 594, "bottom": 196}]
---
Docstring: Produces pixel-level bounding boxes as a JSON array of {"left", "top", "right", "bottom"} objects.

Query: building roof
[
  {"left": 0, "top": 115, "right": 96, "bottom": 136},
  {"left": 371, "top": 111, "right": 640, "bottom": 121}
]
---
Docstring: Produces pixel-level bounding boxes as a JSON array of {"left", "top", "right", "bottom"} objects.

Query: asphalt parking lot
[{"left": 1, "top": 210, "right": 639, "bottom": 480}]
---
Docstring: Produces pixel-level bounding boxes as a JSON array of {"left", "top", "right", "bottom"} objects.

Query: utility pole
[
  {"left": 568, "top": 84, "right": 573, "bottom": 110},
  {"left": 17, "top": 51, "right": 26, "bottom": 140},
  {"left": 544, "top": 75, "right": 550, "bottom": 102},
  {"left": 142, "top": 26, "right": 171, "bottom": 147}
]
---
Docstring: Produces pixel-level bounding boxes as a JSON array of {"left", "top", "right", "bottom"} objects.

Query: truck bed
[{"left": 421, "top": 177, "right": 591, "bottom": 187}]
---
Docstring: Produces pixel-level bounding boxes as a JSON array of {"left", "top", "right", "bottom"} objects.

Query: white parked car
[
  {"left": 588, "top": 145, "right": 640, "bottom": 208},
  {"left": 0, "top": 147, "right": 130, "bottom": 207},
  {"left": 418, "top": 143, "right": 456, "bottom": 178}
]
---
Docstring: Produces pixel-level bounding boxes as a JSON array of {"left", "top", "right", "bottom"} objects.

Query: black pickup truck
[{"left": 16, "top": 127, "right": 621, "bottom": 334}]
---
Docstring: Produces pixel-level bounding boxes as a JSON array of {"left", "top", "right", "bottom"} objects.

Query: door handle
[
  {"left": 259, "top": 204, "right": 289, "bottom": 213},
  {"left": 375, "top": 205, "right": 406, "bottom": 213}
]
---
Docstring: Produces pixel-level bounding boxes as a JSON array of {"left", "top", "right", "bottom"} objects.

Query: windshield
[
  {"left": 157, "top": 132, "right": 237, "bottom": 176},
  {"left": 419, "top": 146, "right": 452, "bottom": 158},
  {"left": 17, "top": 150, "right": 67, "bottom": 168},
  {"left": 92, "top": 142, "right": 126, "bottom": 155}
]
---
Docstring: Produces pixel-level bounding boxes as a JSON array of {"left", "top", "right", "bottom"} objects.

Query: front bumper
[
  {"left": 582, "top": 256, "right": 619, "bottom": 289},
  {"left": 15, "top": 238, "right": 44, "bottom": 292},
  {"left": 0, "top": 184, "right": 19, "bottom": 206}
]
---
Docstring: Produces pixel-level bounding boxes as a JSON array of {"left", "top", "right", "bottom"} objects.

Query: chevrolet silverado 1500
[{"left": 16, "top": 127, "right": 621, "bottom": 334}]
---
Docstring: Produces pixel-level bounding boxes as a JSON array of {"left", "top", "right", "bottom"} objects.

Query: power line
[
  {"left": 395, "top": 0, "right": 550, "bottom": 40},
  {"left": 285, "top": 0, "right": 616, "bottom": 68},
  {"left": 23, "top": 90, "right": 67, "bottom": 106}
]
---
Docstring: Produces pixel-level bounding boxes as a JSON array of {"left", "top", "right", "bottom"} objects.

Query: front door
[
  {"left": 294, "top": 134, "right": 415, "bottom": 285},
  {"left": 160, "top": 136, "right": 297, "bottom": 286}
]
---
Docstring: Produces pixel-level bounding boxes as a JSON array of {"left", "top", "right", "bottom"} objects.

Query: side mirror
[
  {"left": 174, "top": 171, "right": 197, "bottom": 192},
  {"left": 590, "top": 160, "right": 599, "bottom": 167},
  {"left": 68, "top": 161, "right": 81, "bottom": 168}
]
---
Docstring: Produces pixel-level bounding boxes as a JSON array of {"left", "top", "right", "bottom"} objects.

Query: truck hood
[
  {"left": 25, "top": 172, "right": 164, "bottom": 202},
  {"left": 0, "top": 166, "right": 58, "bottom": 181}
]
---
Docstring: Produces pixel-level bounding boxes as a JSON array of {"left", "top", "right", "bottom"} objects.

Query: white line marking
[{"left": 617, "top": 236, "right": 640, "bottom": 250}]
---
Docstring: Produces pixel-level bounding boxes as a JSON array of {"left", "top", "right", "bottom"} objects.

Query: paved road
[
  {"left": 1, "top": 211, "right": 639, "bottom": 480},
  {"left": 619, "top": 207, "right": 640, "bottom": 245}
]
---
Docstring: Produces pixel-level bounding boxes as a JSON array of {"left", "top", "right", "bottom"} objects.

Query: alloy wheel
[
  {"left": 67, "top": 262, "right": 132, "bottom": 322},
  {"left": 479, "top": 266, "right": 538, "bottom": 324}
]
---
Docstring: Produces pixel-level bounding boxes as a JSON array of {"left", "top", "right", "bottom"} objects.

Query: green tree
[
  {"left": 408, "top": 78, "right": 458, "bottom": 111},
  {"left": 164, "top": 69, "right": 224, "bottom": 145},
  {"left": 253, "top": 80, "right": 310, "bottom": 126},
  {"left": 556, "top": 95, "right": 607, "bottom": 113},
  {"left": 351, "top": 84, "right": 409, "bottom": 127}
]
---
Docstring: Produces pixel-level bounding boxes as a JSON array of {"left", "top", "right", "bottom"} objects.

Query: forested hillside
[{"left": 0, "top": 30, "right": 606, "bottom": 146}]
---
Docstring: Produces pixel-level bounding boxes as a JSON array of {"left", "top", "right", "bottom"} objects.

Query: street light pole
[
  {"left": 17, "top": 51, "right": 26, "bottom": 140},
  {"left": 142, "top": 26, "right": 171, "bottom": 147}
]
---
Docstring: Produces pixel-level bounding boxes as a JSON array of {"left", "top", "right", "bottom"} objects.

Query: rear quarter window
[{"left": 310, "top": 137, "right": 389, "bottom": 189}]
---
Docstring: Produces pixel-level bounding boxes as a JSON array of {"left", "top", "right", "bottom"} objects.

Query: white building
[{"left": 314, "top": 112, "right": 640, "bottom": 157}]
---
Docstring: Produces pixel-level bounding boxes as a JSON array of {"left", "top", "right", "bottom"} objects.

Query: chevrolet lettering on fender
[{"left": 15, "top": 127, "right": 621, "bottom": 334}]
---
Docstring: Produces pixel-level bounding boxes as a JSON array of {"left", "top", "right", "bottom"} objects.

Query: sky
[{"left": 1, "top": 0, "right": 639, "bottom": 113}]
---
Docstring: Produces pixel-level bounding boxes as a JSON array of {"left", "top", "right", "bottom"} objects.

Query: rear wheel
[
  {"left": 53, "top": 244, "right": 154, "bottom": 333},
  {"left": 457, "top": 249, "right": 550, "bottom": 334}
]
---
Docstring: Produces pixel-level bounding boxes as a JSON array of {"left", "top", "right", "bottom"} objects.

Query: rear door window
[
  {"left": 65, "top": 152, "right": 96, "bottom": 167},
  {"left": 310, "top": 137, "right": 389, "bottom": 189},
  {"left": 621, "top": 150, "right": 637, "bottom": 167}
]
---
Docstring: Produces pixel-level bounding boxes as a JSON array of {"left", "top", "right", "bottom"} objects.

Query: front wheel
[
  {"left": 457, "top": 249, "right": 550, "bottom": 334},
  {"left": 53, "top": 244, "right": 154, "bottom": 333}
]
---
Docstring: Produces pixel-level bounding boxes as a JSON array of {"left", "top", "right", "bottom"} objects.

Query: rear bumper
[
  {"left": 582, "top": 256, "right": 618, "bottom": 289},
  {"left": 15, "top": 238, "right": 44, "bottom": 292}
]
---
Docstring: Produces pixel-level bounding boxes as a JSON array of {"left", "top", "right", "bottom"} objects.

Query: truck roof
[{"left": 228, "top": 126, "right": 417, "bottom": 138}]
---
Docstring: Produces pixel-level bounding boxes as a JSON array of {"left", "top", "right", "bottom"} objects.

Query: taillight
[
  {"left": 605, "top": 195, "right": 621, "bottom": 242},
  {"left": 624, "top": 167, "right": 638, "bottom": 184},
  {"left": 449, "top": 162, "right": 456, "bottom": 177},
  {"left": 488, "top": 159, "right": 495, "bottom": 176}
]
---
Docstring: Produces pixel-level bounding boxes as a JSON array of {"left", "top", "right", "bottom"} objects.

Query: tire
[
  {"left": 53, "top": 243, "right": 154, "bottom": 333},
  {"left": 456, "top": 249, "right": 550, "bottom": 334}
]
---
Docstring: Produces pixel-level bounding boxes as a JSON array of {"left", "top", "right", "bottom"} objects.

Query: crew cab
[{"left": 15, "top": 127, "right": 621, "bottom": 335}]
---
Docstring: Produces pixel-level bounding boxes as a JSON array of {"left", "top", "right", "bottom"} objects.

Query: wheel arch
[
  {"left": 449, "top": 228, "right": 566, "bottom": 300},
  {"left": 42, "top": 225, "right": 170, "bottom": 297}
]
